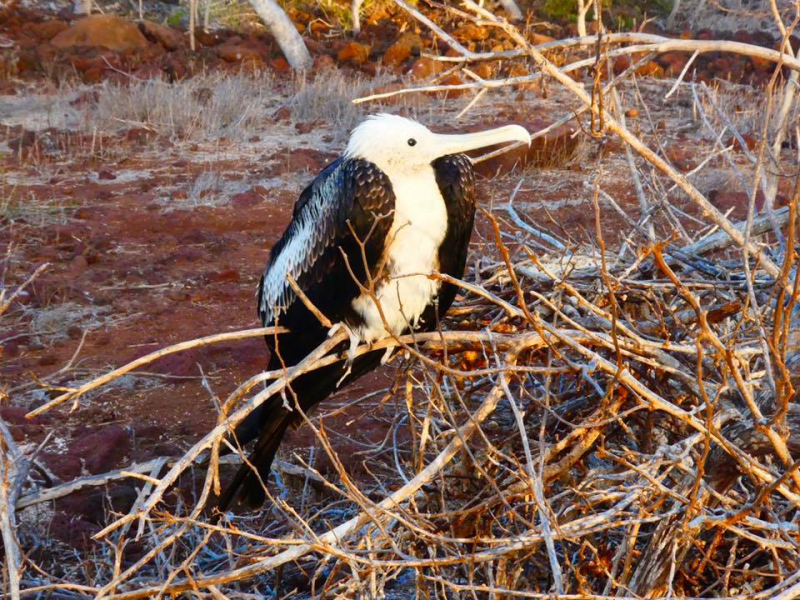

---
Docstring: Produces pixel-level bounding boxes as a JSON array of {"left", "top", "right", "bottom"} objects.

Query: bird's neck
[{"left": 385, "top": 166, "right": 448, "bottom": 245}]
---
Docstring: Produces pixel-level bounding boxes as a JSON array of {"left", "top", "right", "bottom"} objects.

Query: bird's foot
[
  {"left": 329, "top": 323, "right": 361, "bottom": 387},
  {"left": 380, "top": 345, "right": 396, "bottom": 365}
]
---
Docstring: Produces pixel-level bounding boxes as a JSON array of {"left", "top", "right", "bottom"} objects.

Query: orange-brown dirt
[{"left": 0, "top": 1, "right": 792, "bottom": 555}]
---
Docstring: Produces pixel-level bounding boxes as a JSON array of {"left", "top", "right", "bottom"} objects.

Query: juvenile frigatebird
[{"left": 219, "top": 114, "right": 530, "bottom": 509}]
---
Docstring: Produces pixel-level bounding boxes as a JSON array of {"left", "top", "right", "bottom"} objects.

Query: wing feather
[
  {"left": 416, "top": 154, "right": 476, "bottom": 330},
  {"left": 258, "top": 159, "right": 395, "bottom": 332}
]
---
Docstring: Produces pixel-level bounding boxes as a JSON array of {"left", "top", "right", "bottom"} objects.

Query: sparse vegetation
[
  {"left": 2, "top": 0, "right": 800, "bottom": 598},
  {"left": 86, "top": 73, "right": 279, "bottom": 141},
  {"left": 290, "top": 70, "right": 377, "bottom": 134}
]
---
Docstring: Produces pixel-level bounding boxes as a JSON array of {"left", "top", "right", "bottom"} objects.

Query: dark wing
[
  {"left": 417, "top": 154, "right": 476, "bottom": 330},
  {"left": 257, "top": 158, "right": 395, "bottom": 340}
]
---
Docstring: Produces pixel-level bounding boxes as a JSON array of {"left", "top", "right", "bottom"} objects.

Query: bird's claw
[
  {"left": 329, "top": 323, "right": 360, "bottom": 387},
  {"left": 380, "top": 346, "right": 395, "bottom": 365}
]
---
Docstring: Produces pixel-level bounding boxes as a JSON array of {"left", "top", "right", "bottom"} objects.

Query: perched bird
[{"left": 219, "top": 113, "right": 530, "bottom": 509}]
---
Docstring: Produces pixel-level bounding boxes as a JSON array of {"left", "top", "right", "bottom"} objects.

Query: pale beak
[{"left": 432, "top": 124, "right": 531, "bottom": 157}]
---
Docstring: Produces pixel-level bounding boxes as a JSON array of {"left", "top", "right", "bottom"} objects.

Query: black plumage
[{"left": 217, "top": 155, "right": 476, "bottom": 510}]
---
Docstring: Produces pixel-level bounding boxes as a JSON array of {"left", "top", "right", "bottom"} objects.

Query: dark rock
[
  {"left": 41, "top": 452, "right": 82, "bottom": 480},
  {"left": 67, "top": 425, "right": 131, "bottom": 474},
  {"left": 38, "top": 353, "right": 58, "bottom": 366},
  {"left": 0, "top": 406, "right": 47, "bottom": 426}
]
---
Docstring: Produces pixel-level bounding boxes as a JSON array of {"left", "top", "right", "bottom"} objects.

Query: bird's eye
[{"left": 407, "top": 138, "right": 417, "bottom": 147}]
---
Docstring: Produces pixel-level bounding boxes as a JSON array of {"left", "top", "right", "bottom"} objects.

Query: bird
[{"left": 218, "top": 113, "right": 530, "bottom": 509}]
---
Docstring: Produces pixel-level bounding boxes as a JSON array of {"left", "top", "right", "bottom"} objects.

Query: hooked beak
[{"left": 432, "top": 124, "right": 531, "bottom": 157}]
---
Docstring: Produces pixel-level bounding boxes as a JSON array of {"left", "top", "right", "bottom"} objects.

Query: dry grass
[
  {"left": 672, "top": 0, "right": 796, "bottom": 33},
  {"left": 85, "top": 72, "right": 279, "bottom": 141},
  {"left": 289, "top": 70, "right": 386, "bottom": 138}
]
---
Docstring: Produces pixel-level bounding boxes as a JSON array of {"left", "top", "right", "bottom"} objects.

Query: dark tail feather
[
  {"left": 218, "top": 406, "right": 294, "bottom": 511},
  {"left": 217, "top": 349, "right": 384, "bottom": 511}
]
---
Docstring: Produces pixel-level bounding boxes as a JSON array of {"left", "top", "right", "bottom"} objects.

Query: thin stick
[{"left": 26, "top": 327, "right": 285, "bottom": 418}]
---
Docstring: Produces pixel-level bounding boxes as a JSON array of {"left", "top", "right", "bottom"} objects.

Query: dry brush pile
[{"left": 4, "top": 1, "right": 800, "bottom": 597}]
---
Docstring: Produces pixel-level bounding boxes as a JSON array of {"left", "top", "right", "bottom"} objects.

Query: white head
[{"left": 344, "top": 113, "right": 531, "bottom": 177}]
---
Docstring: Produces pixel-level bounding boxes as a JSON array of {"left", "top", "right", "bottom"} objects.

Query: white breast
[{"left": 351, "top": 168, "right": 448, "bottom": 343}]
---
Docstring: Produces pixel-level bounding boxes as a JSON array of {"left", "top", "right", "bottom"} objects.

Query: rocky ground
[{"left": 0, "top": 0, "right": 792, "bottom": 570}]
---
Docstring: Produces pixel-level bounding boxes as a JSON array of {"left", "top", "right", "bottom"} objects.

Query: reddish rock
[
  {"left": 205, "top": 268, "right": 239, "bottom": 283},
  {"left": 1, "top": 340, "right": 19, "bottom": 358},
  {"left": 613, "top": 55, "right": 632, "bottom": 75},
  {"left": 436, "top": 74, "right": 468, "bottom": 98},
  {"left": 271, "top": 148, "right": 331, "bottom": 174},
  {"left": 194, "top": 28, "right": 224, "bottom": 47},
  {"left": 337, "top": 41, "right": 370, "bottom": 65},
  {"left": 146, "top": 349, "right": 202, "bottom": 379},
  {"left": 529, "top": 32, "right": 555, "bottom": 45},
  {"left": 51, "top": 15, "right": 150, "bottom": 53},
  {"left": 309, "top": 20, "right": 331, "bottom": 36},
  {"left": 295, "top": 119, "right": 323, "bottom": 134},
  {"left": 38, "top": 353, "right": 58, "bottom": 366},
  {"left": 659, "top": 51, "right": 688, "bottom": 76},
  {"left": 383, "top": 32, "right": 422, "bottom": 67},
  {"left": 26, "top": 20, "right": 68, "bottom": 41},
  {"left": 453, "top": 23, "right": 490, "bottom": 42},
  {"left": 231, "top": 188, "right": 265, "bottom": 208},
  {"left": 750, "top": 53, "right": 773, "bottom": 72},
  {"left": 507, "top": 63, "right": 528, "bottom": 78},
  {"left": 216, "top": 37, "right": 271, "bottom": 63},
  {"left": 0, "top": 406, "right": 47, "bottom": 426},
  {"left": 97, "top": 169, "right": 116, "bottom": 180},
  {"left": 410, "top": 56, "right": 445, "bottom": 79},
  {"left": 696, "top": 28, "right": 715, "bottom": 40},
  {"left": 68, "top": 254, "right": 89, "bottom": 276},
  {"left": 472, "top": 62, "right": 495, "bottom": 79},
  {"left": 66, "top": 426, "right": 130, "bottom": 475},
  {"left": 664, "top": 145, "right": 695, "bottom": 171},
  {"left": 709, "top": 189, "right": 765, "bottom": 216},
  {"left": 164, "top": 55, "right": 188, "bottom": 80},
  {"left": 270, "top": 57, "right": 290, "bottom": 73},
  {"left": 636, "top": 61, "right": 664, "bottom": 78},
  {"left": 54, "top": 484, "right": 138, "bottom": 541},
  {"left": 272, "top": 105, "right": 292, "bottom": 122},
  {"left": 41, "top": 452, "right": 82, "bottom": 481},
  {"left": 138, "top": 20, "right": 183, "bottom": 51},
  {"left": 70, "top": 51, "right": 120, "bottom": 76},
  {"left": 729, "top": 132, "right": 758, "bottom": 153}
]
